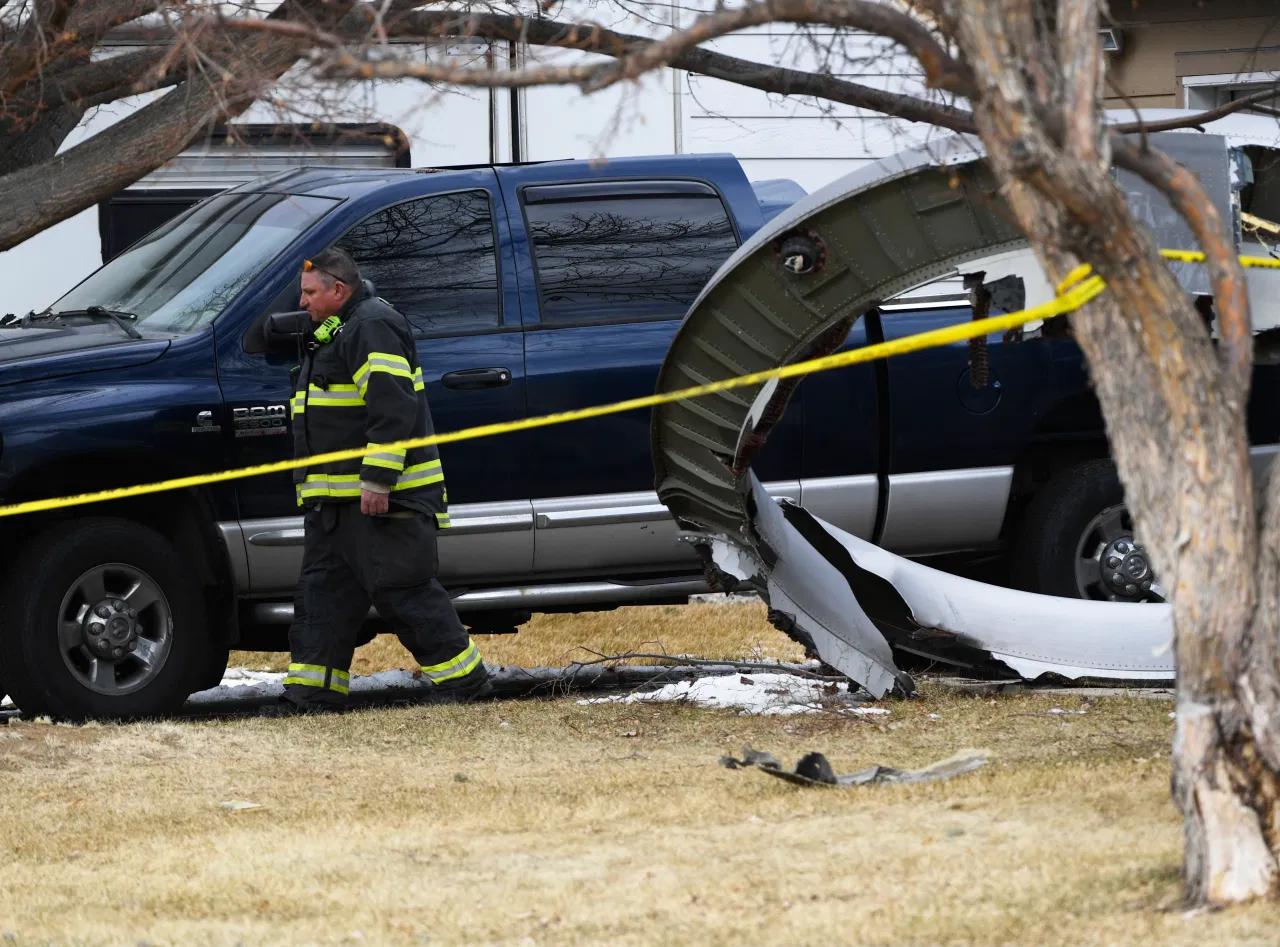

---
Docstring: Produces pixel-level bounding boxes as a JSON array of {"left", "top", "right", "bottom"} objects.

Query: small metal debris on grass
[
  {"left": 721, "top": 747, "right": 990, "bottom": 787},
  {"left": 219, "top": 800, "right": 264, "bottom": 812}
]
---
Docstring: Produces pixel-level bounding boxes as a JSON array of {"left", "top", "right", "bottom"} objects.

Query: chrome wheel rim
[
  {"left": 1073, "top": 505, "right": 1165, "bottom": 603},
  {"left": 57, "top": 563, "right": 173, "bottom": 696}
]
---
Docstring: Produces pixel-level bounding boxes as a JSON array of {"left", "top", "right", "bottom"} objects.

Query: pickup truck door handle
[{"left": 441, "top": 367, "right": 512, "bottom": 390}]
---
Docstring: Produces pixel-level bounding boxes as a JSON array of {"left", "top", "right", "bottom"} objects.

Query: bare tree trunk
[{"left": 943, "top": 0, "right": 1280, "bottom": 903}]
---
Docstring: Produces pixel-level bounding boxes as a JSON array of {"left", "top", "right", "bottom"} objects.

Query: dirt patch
[{"left": 0, "top": 718, "right": 114, "bottom": 772}]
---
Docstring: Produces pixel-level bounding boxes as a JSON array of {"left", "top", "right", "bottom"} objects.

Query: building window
[{"left": 1183, "top": 71, "right": 1280, "bottom": 114}]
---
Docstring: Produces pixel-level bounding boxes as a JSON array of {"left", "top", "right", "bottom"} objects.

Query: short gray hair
[{"left": 307, "top": 246, "right": 360, "bottom": 289}]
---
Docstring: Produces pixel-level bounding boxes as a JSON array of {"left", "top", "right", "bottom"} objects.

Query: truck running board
[{"left": 250, "top": 576, "right": 710, "bottom": 624}]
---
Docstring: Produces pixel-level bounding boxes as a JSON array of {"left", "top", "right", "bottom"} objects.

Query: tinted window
[
  {"left": 525, "top": 192, "right": 737, "bottom": 324},
  {"left": 56, "top": 192, "right": 337, "bottom": 334},
  {"left": 99, "top": 191, "right": 205, "bottom": 262},
  {"left": 339, "top": 190, "right": 500, "bottom": 334}
]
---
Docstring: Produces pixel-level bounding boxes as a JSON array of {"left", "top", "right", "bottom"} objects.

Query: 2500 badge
[{"left": 233, "top": 404, "right": 288, "bottom": 438}]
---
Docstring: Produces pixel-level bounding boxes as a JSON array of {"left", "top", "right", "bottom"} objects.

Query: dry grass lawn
[
  {"left": 3, "top": 603, "right": 1278, "bottom": 944},
  {"left": 232, "top": 600, "right": 806, "bottom": 674}
]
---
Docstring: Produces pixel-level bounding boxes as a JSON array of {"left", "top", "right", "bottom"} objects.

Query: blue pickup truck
[{"left": 0, "top": 152, "right": 1275, "bottom": 718}]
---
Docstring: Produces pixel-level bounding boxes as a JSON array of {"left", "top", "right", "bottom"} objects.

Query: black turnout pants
[{"left": 286, "top": 502, "right": 471, "bottom": 707}]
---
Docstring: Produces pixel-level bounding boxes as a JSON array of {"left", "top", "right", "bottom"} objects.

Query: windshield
[{"left": 53, "top": 192, "right": 337, "bottom": 335}]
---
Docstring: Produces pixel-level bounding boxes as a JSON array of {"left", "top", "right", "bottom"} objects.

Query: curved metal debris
[
  {"left": 648, "top": 128, "right": 1263, "bottom": 693},
  {"left": 652, "top": 135, "right": 1024, "bottom": 538},
  {"left": 735, "top": 476, "right": 1174, "bottom": 688}
]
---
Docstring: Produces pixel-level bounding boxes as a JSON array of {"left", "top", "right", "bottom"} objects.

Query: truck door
[
  {"left": 798, "top": 315, "right": 881, "bottom": 540},
  {"left": 502, "top": 175, "right": 804, "bottom": 577},
  {"left": 217, "top": 182, "right": 530, "bottom": 594},
  {"left": 875, "top": 300, "right": 1054, "bottom": 554}
]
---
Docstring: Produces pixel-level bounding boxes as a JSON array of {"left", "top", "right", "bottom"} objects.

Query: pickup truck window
[
  {"left": 523, "top": 187, "right": 737, "bottom": 325},
  {"left": 53, "top": 192, "right": 337, "bottom": 334},
  {"left": 338, "top": 189, "right": 501, "bottom": 335}
]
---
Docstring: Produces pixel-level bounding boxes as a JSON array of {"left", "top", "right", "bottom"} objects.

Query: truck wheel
[
  {"left": 0, "top": 518, "right": 217, "bottom": 719},
  {"left": 1012, "top": 460, "right": 1164, "bottom": 603}
]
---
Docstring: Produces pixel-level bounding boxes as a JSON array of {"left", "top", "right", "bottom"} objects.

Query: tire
[
  {"left": 0, "top": 518, "right": 220, "bottom": 719},
  {"left": 1012, "top": 459, "right": 1162, "bottom": 603},
  {"left": 191, "top": 644, "right": 231, "bottom": 694}
]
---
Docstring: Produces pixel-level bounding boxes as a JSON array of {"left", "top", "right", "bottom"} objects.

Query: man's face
[{"left": 300, "top": 271, "right": 351, "bottom": 322}]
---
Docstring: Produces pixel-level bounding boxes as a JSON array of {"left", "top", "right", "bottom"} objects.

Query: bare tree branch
[
  {"left": 0, "top": 0, "right": 359, "bottom": 253},
  {"left": 317, "top": 0, "right": 973, "bottom": 97},
  {"left": 170, "top": 5, "right": 976, "bottom": 134},
  {"left": 3, "top": 47, "right": 169, "bottom": 117},
  {"left": 1056, "top": 0, "right": 1102, "bottom": 167},
  {"left": 1111, "top": 83, "right": 1280, "bottom": 134},
  {"left": 0, "top": 0, "right": 160, "bottom": 98}
]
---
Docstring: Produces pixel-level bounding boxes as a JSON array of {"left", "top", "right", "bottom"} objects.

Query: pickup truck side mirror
[
  {"left": 267, "top": 309, "right": 310, "bottom": 343},
  {"left": 245, "top": 309, "right": 310, "bottom": 355}
]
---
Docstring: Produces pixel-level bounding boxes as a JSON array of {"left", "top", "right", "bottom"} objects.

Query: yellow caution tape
[
  {"left": 0, "top": 248, "right": 1272, "bottom": 520},
  {"left": 1162, "top": 249, "right": 1280, "bottom": 269}
]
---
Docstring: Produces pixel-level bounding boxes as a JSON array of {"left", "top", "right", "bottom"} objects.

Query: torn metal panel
[
  {"left": 751, "top": 479, "right": 1173, "bottom": 682},
  {"left": 720, "top": 477, "right": 1173, "bottom": 685},
  {"left": 1115, "top": 132, "right": 1233, "bottom": 297},
  {"left": 721, "top": 747, "right": 990, "bottom": 787},
  {"left": 715, "top": 480, "right": 911, "bottom": 697}
]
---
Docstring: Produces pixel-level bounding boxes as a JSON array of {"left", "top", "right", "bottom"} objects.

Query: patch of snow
[
  {"left": 688, "top": 592, "right": 760, "bottom": 604},
  {"left": 577, "top": 672, "right": 875, "bottom": 716},
  {"left": 188, "top": 668, "right": 286, "bottom": 704},
  {"left": 186, "top": 667, "right": 425, "bottom": 705}
]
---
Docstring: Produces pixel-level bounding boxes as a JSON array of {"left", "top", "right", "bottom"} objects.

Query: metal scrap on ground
[{"left": 721, "top": 748, "right": 991, "bottom": 787}]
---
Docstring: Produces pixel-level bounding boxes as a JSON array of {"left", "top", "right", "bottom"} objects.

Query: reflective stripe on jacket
[{"left": 292, "top": 288, "right": 448, "bottom": 524}]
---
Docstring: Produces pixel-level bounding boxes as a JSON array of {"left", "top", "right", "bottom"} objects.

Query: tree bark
[{"left": 943, "top": 0, "right": 1280, "bottom": 904}]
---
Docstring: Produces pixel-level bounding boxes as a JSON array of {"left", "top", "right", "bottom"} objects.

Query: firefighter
[{"left": 279, "top": 246, "right": 489, "bottom": 712}]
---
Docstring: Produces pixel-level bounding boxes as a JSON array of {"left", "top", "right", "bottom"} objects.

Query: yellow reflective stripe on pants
[
  {"left": 354, "top": 353, "right": 413, "bottom": 396},
  {"left": 413, "top": 367, "right": 424, "bottom": 392},
  {"left": 284, "top": 663, "right": 351, "bottom": 695},
  {"left": 421, "top": 640, "right": 481, "bottom": 684},
  {"left": 364, "top": 442, "right": 407, "bottom": 472},
  {"left": 436, "top": 512, "right": 451, "bottom": 529}
]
